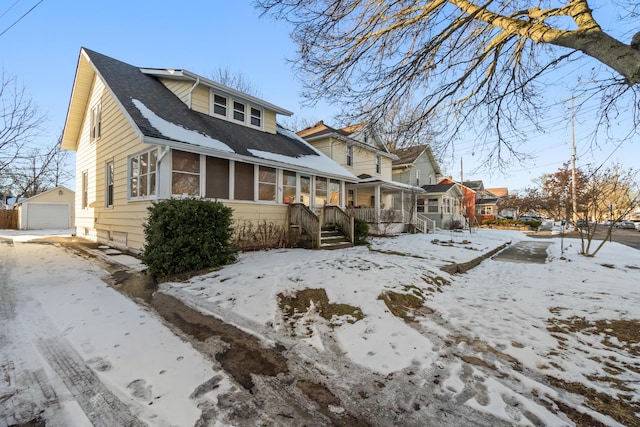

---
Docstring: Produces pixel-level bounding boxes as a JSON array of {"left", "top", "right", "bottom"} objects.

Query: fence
[{"left": 0, "top": 210, "right": 18, "bottom": 229}]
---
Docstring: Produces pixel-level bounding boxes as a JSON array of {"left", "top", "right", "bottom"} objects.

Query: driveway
[{"left": 492, "top": 241, "right": 552, "bottom": 263}]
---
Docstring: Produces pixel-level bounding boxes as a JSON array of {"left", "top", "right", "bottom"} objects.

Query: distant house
[
  {"left": 420, "top": 183, "right": 464, "bottom": 229},
  {"left": 392, "top": 144, "right": 442, "bottom": 187},
  {"left": 299, "top": 122, "right": 429, "bottom": 233},
  {"left": 61, "top": 49, "right": 357, "bottom": 252},
  {"left": 439, "top": 177, "right": 476, "bottom": 226},
  {"left": 16, "top": 186, "right": 75, "bottom": 230}
]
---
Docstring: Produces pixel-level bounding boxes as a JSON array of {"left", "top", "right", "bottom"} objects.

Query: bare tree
[
  {"left": 211, "top": 66, "right": 263, "bottom": 98},
  {"left": 577, "top": 164, "right": 639, "bottom": 256},
  {"left": 0, "top": 71, "right": 45, "bottom": 175},
  {"left": 257, "top": 0, "right": 640, "bottom": 169}
]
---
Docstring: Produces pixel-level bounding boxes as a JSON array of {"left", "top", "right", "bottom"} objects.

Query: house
[
  {"left": 61, "top": 48, "right": 357, "bottom": 252},
  {"left": 420, "top": 183, "right": 464, "bottom": 229},
  {"left": 391, "top": 144, "right": 442, "bottom": 187},
  {"left": 16, "top": 186, "right": 75, "bottom": 230},
  {"left": 463, "top": 181, "right": 500, "bottom": 222},
  {"left": 438, "top": 177, "right": 476, "bottom": 226},
  {"left": 298, "top": 122, "right": 428, "bottom": 234}
]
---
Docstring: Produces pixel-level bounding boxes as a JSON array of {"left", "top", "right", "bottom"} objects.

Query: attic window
[
  {"left": 233, "top": 101, "right": 245, "bottom": 122},
  {"left": 90, "top": 101, "right": 102, "bottom": 141},
  {"left": 375, "top": 154, "right": 381, "bottom": 174},
  {"left": 250, "top": 107, "right": 261, "bottom": 127},
  {"left": 213, "top": 94, "right": 227, "bottom": 116}
]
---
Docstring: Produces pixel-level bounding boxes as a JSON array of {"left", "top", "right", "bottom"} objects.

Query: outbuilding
[{"left": 17, "top": 186, "right": 75, "bottom": 230}]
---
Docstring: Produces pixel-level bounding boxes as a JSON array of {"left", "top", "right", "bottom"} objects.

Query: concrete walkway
[{"left": 492, "top": 241, "right": 552, "bottom": 264}]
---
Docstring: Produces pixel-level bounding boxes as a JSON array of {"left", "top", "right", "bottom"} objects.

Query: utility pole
[
  {"left": 460, "top": 158, "right": 463, "bottom": 183},
  {"left": 570, "top": 97, "right": 578, "bottom": 230}
]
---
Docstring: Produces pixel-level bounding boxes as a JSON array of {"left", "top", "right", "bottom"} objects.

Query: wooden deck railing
[
  {"left": 289, "top": 203, "right": 320, "bottom": 248},
  {"left": 324, "top": 205, "right": 354, "bottom": 243},
  {"left": 347, "top": 207, "right": 403, "bottom": 223}
]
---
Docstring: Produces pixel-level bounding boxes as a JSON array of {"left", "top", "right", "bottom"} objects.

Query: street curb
[{"left": 440, "top": 242, "right": 510, "bottom": 274}]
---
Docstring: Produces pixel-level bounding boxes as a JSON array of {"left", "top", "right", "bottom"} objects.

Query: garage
[{"left": 18, "top": 186, "right": 75, "bottom": 230}]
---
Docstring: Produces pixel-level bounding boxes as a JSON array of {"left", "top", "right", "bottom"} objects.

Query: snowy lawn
[{"left": 162, "top": 228, "right": 640, "bottom": 426}]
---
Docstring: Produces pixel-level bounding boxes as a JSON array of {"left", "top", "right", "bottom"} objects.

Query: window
[
  {"left": 213, "top": 94, "right": 227, "bottom": 116},
  {"left": 375, "top": 154, "right": 381, "bottom": 174},
  {"left": 258, "top": 166, "right": 277, "bottom": 202},
  {"left": 81, "top": 171, "right": 88, "bottom": 209},
  {"left": 415, "top": 169, "right": 420, "bottom": 186},
  {"left": 233, "top": 101, "right": 245, "bottom": 122},
  {"left": 300, "top": 176, "right": 310, "bottom": 206},
  {"left": 444, "top": 198, "right": 451, "bottom": 214},
  {"left": 346, "top": 144, "right": 353, "bottom": 167},
  {"left": 283, "top": 170, "right": 296, "bottom": 204},
  {"left": 250, "top": 107, "right": 261, "bottom": 127},
  {"left": 417, "top": 198, "right": 425, "bottom": 213},
  {"left": 90, "top": 101, "right": 101, "bottom": 141},
  {"left": 129, "top": 149, "right": 157, "bottom": 199},
  {"left": 234, "top": 161, "right": 254, "bottom": 200},
  {"left": 105, "top": 161, "right": 114, "bottom": 207},
  {"left": 205, "top": 157, "right": 229, "bottom": 199},
  {"left": 428, "top": 198, "right": 439, "bottom": 213},
  {"left": 315, "top": 177, "right": 327, "bottom": 206},
  {"left": 479, "top": 206, "right": 493, "bottom": 215},
  {"left": 347, "top": 189, "right": 355, "bottom": 207},
  {"left": 172, "top": 150, "right": 200, "bottom": 196},
  {"left": 328, "top": 180, "right": 341, "bottom": 205}
]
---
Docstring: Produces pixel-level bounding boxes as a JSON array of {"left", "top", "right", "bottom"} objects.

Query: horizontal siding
[
  {"left": 264, "top": 110, "right": 277, "bottom": 134},
  {"left": 226, "top": 202, "right": 288, "bottom": 225},
  {"left": 159, "top": 78, "right": 191, "bottom": 105},
  {"left": 191, "top": 85, "right": 209, "bottom": 114}
]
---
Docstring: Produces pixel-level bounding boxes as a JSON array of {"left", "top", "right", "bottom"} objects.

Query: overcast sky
[{"left": 1, "top": 0, "right": 638, "bottom": 192}]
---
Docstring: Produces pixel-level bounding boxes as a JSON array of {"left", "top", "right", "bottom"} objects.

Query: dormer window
[
  {"left": 213, "top": 94, "right": 227, "bottom": 116},
  {"left": 233, "top": 101, "right": 245, "bottom": 122},
  {"left": 250, "top": 107, "right": 261, "bottom": 127}
]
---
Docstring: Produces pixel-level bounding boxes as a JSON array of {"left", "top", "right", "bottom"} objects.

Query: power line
[
  {"left": 0, "top": 0, "right": 21, "bottom": 20},
  {"left": 0, "top": 0, "right": 43, "bottom": 38}
]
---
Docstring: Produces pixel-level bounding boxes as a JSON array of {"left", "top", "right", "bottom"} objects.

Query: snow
[
  {"left": 2, "top": 228, "right": 639, "bottom": 425},
  {"left": 131, "top": 99, "right": 234, "bottom": 153}
]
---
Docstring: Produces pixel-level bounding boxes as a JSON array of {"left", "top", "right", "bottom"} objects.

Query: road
[{"left": 535, "top": 227, "right": 640, "bottom": 250}]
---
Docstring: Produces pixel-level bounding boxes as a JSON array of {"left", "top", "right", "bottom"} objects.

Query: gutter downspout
[{"left": 187, "top": 77, "right": 200, "bottom": 109}]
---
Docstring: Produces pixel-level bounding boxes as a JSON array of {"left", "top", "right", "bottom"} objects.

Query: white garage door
[{"left": 25, "top": 203, "right": 70, "bottom": 229}]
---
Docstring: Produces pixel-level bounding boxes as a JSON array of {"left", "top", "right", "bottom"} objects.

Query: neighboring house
[
  {"left": 16, "top": 186, "right": 75, "bottom": 230},
  {"left": 439, "top": 177, "right": 476, "bottom": 226},
  {"left": 420, "top": 183, "right": 464, "bottom": 229},
  {"left": 61, "top": 48, "right": 357, "bottom": 252},
  {"left": 462, "top": 180, "right": 499, "bottom": 223},
  {"left": 392, "top": 144, "right": 442, "bottom": 187},
  {"left": 298, "top": 122, "right": 428, "bottom": 233}
]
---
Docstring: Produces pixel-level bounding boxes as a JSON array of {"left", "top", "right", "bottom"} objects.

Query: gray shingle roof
[
  {"left": 422, "top": 183, "right": 455, "bottom": 193},
  {"left": 85, "top": 49, "right": 319, "bottom": 160}
]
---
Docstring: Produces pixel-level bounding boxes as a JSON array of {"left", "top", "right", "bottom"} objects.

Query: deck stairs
[{"left": 319, "top": 226, "right": 353, "bottom": 250}]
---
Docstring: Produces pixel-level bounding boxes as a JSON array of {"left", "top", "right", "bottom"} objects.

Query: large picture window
[
  {"left": 172, "top": 150, "right": 200, "bottom": 196},
  {"left": 129, "top": 149, "right": 157, "bottom": 199},
  {"left": 205, "top": 157, "right": 229, "bottom": 199},
  {"left": 258, "top": 166, "right": 276, "bottom": 201},
  {"left": 234, "top": 161, "right": 254, "bottom": 200}
]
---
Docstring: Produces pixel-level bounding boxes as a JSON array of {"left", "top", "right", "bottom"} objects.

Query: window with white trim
[
  {"left": 90, "top": 101, "right": 101, "bottom": 141},
  {"left": 234, "top": 161, "right": 254, "bottom": 200},
  {"left": 479, "top": 206, "right": 493, "bottom": 215},
  {"left": 427, "top": 198, "right": 439, "bottom": 213},
  {"left": 105, "top": 161, "right": 114, "bottom": 207},
  {"left": 347, "top": 189, "right": 354, "bottom": 207},
  {"left": 81, "top": 171, "right": 88, "bottom": 209},
  {"left": 346, "top": 144, "right": 353, "bottom": 167},
  {"left": 258, "top": 166, "right": 276, "bottom": 202},
  {"left": 172, "top": 150, "right": 200, "bottom": 196},
  {"left": 129, "top": 149, "right": 157, "bottom": 199},
  {"left": 328, "top": 180, "right": 341, "bottom": 205},
  {"left": 315, "top": 177, "right": 327, "bottom": 206},
  {"left": 250, "top": 107, "right": 262, "bottom": 127},
  {"left": 283, "top": 170, "right": 296, "bottom": 204},
  {"left": 213, "top": 94, "right": 227, "bottom": 116},
  {"left": 375, "top": 154, "right": 381, "bottom": 174},
  {"left": 233, "top": 101, "right": 245, "bottom": 122}
]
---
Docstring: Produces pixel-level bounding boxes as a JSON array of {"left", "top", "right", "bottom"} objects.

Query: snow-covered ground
[{"left": 1, "top": 228, "right": 639, "bottom": 426}]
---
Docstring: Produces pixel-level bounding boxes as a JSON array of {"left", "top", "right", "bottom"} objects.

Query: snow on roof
[
  {"left": 132, "top": 99, "right": 234, "bottom": 153},
  {"left": 357, "top": 176, "right": 425, "bottom": 192}
]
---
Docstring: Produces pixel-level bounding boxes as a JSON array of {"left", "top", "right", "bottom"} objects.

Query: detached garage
[{"left": 17, "top": 186, "right": 75, "bottom": 230}]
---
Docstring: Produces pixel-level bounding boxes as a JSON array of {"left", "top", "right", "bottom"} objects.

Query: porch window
[
  {"left": 300, "top": 176, "right": 310, "bottom": 206},
  {"left": 205, "top": 157, "right": 229, "bottom": 199},
  {"left": 81, "top": 171, "right": 88, "bottom": 209},
  {"left": 129, "top": 149, "right": 157, "bottom": 199},
  {"left": 258, "top": 166, "right": 277, "bottom": 202},
  {"left": 427, "top": 198, "right": 439, "bottom": 213},
  {"left": 233, "top": 101, "right": 245, "bottom": 122},
  {"left": 347, "top": 189, "right": 355, "bottom": 207},
  {"left": 283, "top": 170, "right": 296, "bottom": 204},
  {"left": 375, "top": 154, "right": 381, "bottom": 174},
  {"left": 328, "top": 180, "right": 341, "bottom": 205},
  {"left": 250, "top": 107, "right": 262, "bottom": 127},
  {"left": 444, "top": 198, "right": 451, "bottom": 214},
  {"left": 346, "top": 144, "right": 353, "bottom": 167},
  {"left": 417, "top": 198, "right": 425, "bottom": 213},
  {"left": 234, "top": 161, "right": 254, "bottom": 200},
  {"left": 172, "top": 150, "right": 200, "bottom": 196},
  {"left": 213, "top": 94, "right": 227, "bottom": 117},
  {"left": 105, "top": 161, "right": 114, "bottom": 207},
  {"left": 315, "top": 177, "right": 327, "bottom": 206}
]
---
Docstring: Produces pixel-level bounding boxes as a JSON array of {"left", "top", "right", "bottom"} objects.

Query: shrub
[
  {"left": 235, "top": 220, "right": 288, "bottom": 251},
  {"left": 142, "top": 198, "right": 237, "bottom": 278},
  {"left": 354, "top": 218, "right": 369, "bottom": 245},
  {"left": 445, "top": 219, "right": 464, "bottom": 230}
]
